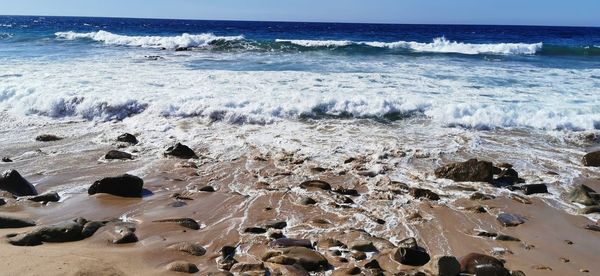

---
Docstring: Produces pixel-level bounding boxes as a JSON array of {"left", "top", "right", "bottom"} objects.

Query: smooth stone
[
  {"left": 333, "top": 188, "right": 359, "bottom": 196},
  {"left": 430, "top": 255, "right": 461, "bottom": 276},
  {"left": 299, "top": 180, "right": 331, "bottom": 190},
  {"left": 9, "top": 218, "right": 90, "bottom": 246},
  {"left": 520, "top": 184, "right": 548, "bottom": 195},
  {"left": 244, "top": 227, "right": 267, "bottom": 234},
  {"left": 117, "top": 133, "right": 138, "bottom": 144},
  {"left": 111, "top": 224, "right": 138, "bottom": 244},
  {"left": 166, "top": 261, "right": 199, "bottom": 274},
  {"left": 0, "top": 215, "right": 36, "bottom": 228},
  {"left": 35, "top": 134, "right": 62, "bottom": 142},
  {"left": 230, "top": 263, "right": 266, "bottom": 274},
  {"left": 585, "top": 224, "right": 600, "bottom": 232},
  {"left": 299, "top": 196, "right": 317, "bottom": 205},
  {"left": 105, "top": 150, "right": 133, "bottom": 160},
  {"left": 493, "top": 168, "right": 521, "bottom": 186},
  {"left": 435, "top": 159, "right": 494, "bottom": 183},
  {"left": 0, "top": 170, "right": 38, "bottom": 196},
  {"left": 81, "top": 221, "right": 106, "bottom": 237},
  {"left": 470, "top": 192, "right": 496, "bottom": 200},
  {"left": 495, "top": 234, "right": 521, "bottom": 242},
  {"left": 475, "top": 264, "right": 510, "bottom": 276},
  {"left": 263, "top": 246, "right": 329, "bottom": 272},
  {"left": 168, "top": 241, "right": 207, "bottom": 256},
  {"left": 497, "top": 213, "right": 525, "bottom": 227},
  {"left": 582, "top": 151, "right": 600, "bottom": 167},
  {"left": 153, "top": 218, "right": 200, "bottom": 230},
  {"left": 88, "top": 174, "right": 143, "bottom": 198},
  {"left": 332, "top": 267, "right": 362, "bottom": 276},
  {"left": 350, "top": 240, "right": 377, "bottom": 252},
  {"left": 270, "top": 238, "right": 313, "bottom": 249},
  {"left": 394, "top": 247, "right": 431, "bottom": 266},
  {"left": 27, "top": 191, "right": 60, "bottom": 203},
  {"left": 164, "top": 143, "right": 198, "bottom": 159},
  {"left": 263, "top": 220, "right": 287, "bottom": 229},
  {"left": 459, "top": 253, "right": 504, "bottom": 274}
]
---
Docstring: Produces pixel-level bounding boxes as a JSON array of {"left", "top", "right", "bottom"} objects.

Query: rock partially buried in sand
[
  {"left": 0, "top": 170, "right": 38, "bottom": 196},
  {"left": 8, "top": 218, "right": 102, "bottom": 246},
  {"left": 459, "top": 253, "right": 505, "bottom": 274},
  {"left": 27, "top": 191, "right": 60, "bottom": 203},
  {"left": 497, "top": 213, "right": 525, "bottom": 227},
  {"left": 0, "top": 215, "right": 36, "bottom": 228},
  {"left": 153, "top": 218, "right": 200, "bottom": 230},
  {"left": 117, "top": 133, "right": 138, "bottom": 144},
  {"left": 435, "top": 159, "right": 494, "bottom": 183},
  {"left": 166, "top": 261, "right": 199, "bottom": 274},
  {"left": 168, "top": 241, "right": 207, "bottom": 256},
  {"left": 35, "top": 134, "right": 62, "bottom": 142},
  {"left": 105, "top": 150, "right": 133, "bottom": 160},
  {"left": 567, "top": 185, "right": 599, "bottom": 206},
  {"left": 88, "top": 174, "right": 144, "bottom": 198},
  {"left": 263, "top": 246, "right": 329, "bottom": 272},
  {"left": 164, "top": 143, "right": 198, "bottom": 159},
  {"left": 582, "top": 151, "right": 600, "bottom": 167}
]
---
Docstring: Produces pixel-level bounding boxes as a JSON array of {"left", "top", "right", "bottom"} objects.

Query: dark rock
[
  {"left": 333, "top": 188, "right": 359, "bottom": 196},
  {"left": 394, "top": 247, "right": 431, "bottom": 266},
  {"left": 153, "top": 218, "right": 200, "bottom": 230},
  {"left": 363, "top": 259, "right": 382, "bottom": 270},
  {"left": 495, "top": 234, "right": 521, "bottom": 242},
  {"left": 493, "top": 168, "right": 521, "bottom": 186},
  {"left": 230, "top": 263, "right": 266, "bottom": 274},
  {"left": 333, "top": 267, "right": 362, "bottom": 275},
  {"left": 221, "top": 245, "right": 237, "bottom": 259},
  {"left": 27, "top": 191, "right": 60, "bottom": 203},
  {"left": 317, "top": 238, "right": 346, "bottom": 249},
  {"left": 263, "top": 246, "right": 329, "bottom": 272},
  {"left": 467, "top": 205, "right": 488, "bottom": 213},
  {"left": 475, "top": 264, "right": 510, "bottom": 276},
  {"left": 0, "top": 198, "right": 5, "bottom": 206},
  {"left": 81, "top": 221, "right": 105, "bottom": 237},
  {"left": 349, "top": 240, "right": 377, "bottom": 252},
  {"left": 175, "top": 47, "right": 189, "bottom": 52},
  {"left": 511, "top": 271, "right": 527, "bottom": 276},
  {"left": 0, "top": 215, "right": 36, "bottom": 228},
  {"left": 88, "top": 174, "right": 143, "bottom": 198},
  {"left": 583, "top": 151, "right": 600, "bottom": 167},
  {"left": 459, "top": 253, "right": 504, "bottom": 274},
  {"left": 497, "top": 213, "right": 525, "bottom": 227},
  {"left": 299, "top": 196, "right": 317, "bottom": 205},
  {"left": 1, "top": 157, "right": 12, "bottom": 162},
  {"left": 567, "top": 185, "right": 599, "bottom": 206},
  {"left": 352, "top": 251, "right": 367, "bottom": 261},
  {"left": 580, "top": 206, "right": 600, "bottom": 214},
  {"left": 9, "top": 218, "right": 91, "bottom": 246},
  {"left": 435, "top": 159, "right": 494, "bottom": 182},
  {"left": 584, "top": 224, "right": 600, "bottom": 232},
  {"left": 470, "top": 192, "right": 496, "bottom": 200},
  {"left": 268, "top": 229, "right": 285, "bottom": 239},
  {"left": 168, "top": 200, "right": 187, "bottom": 208},
  {"left": 410, "top": 188, "right": 440, "bottom": 200},
  {"left": 166, "top": 261, "right": 199, "bottom": 274},
  {"left": 0, "top": 170, "right": 38, "bottom": 196},
  {"left": 430, "top": 255, "right": 461, "bottom": 276},
  {"left": 520, "top": 184, "right": 548, "bottom": 195},
  {"left": 218, "top": 245, "right": 238, "bottom": 271},
  {"left": 164, "top": 143, "right": 198, "bottom": 159},
  {"left": 199, "top": 185, "right": 215, "bottom": 192},
  {"left": 300, "top": 180, "right": 331, "bottom": 190},
  {"left": 110, "top": 223, "right": 138, "bottom": 244},
  {"left": 168, "top": 241, "right": 207, "bottom": 256},
  {"left": 117, "top": 133, "right": 138, "bottom": 144},
  {"left": 105, "top": 150, "right": 133, "bottom": 160},
  {"left": 244, "top": 227, "right": 267, "bottom": 234},
  {"left": 270, "top": 238, "right": 313, "bottom": 249},
  {"left": 263, "top": 220, "right": 287, "bottom": 229},
  {"left": 35, "top": 134, "right": 62, "bottom": 142}
]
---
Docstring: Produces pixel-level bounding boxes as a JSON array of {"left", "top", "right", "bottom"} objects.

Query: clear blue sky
[{"left": 1, "top": 0, "right": 599, "bottom": 27}]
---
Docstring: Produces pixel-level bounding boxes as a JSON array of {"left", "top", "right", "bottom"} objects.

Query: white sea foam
[
  {"left": 55, "top": 30, "right": 244, "bottom": 49},
  {"left": 275, "top": 39, "right": 353, "bottom": 47}
]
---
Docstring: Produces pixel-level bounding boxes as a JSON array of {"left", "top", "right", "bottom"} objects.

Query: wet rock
[
  {"left": 263, "top": 220, "right": 287, "bottom": 229},
  {"left": 245, "top": 227, "right": 267, "bottom": 234},
  {"left": 230, "top": 263, "right": 266, "bottom": 274},
  {"left": 105, "top": 150, "right": 133, "bottom": 160},
  {"left": 88, "top": 174, "right": 143, "bottom": 198},
  {"left": 317, "top": 238, "right": 346, "bottom": 249},
  {"left": 206, "top": 272, "right": 234, "bottom": 276},
  {"left": 459, "top": 253, "right": 505, "bottom": 274},
  {"left": 153, "top": 218, "right": 200, "bottom": 230},
  {"left": 263, "top": 246, "right": 329, "bottom": 272},
  {"left": 8, "top": 218, "right": 91, "bottom": 246},
  {"left": 300, "top": 180, "right": 331, "bottom": 190},
  {"left": 584, "top": 224, "right": 600, "bottom": 232},
  {"left": 409, "top": 188, "right": 440, "bottom": 200},
  {"left": 352, "top": 251, "right": 367, "bottom": 261},
  {"left": 35, "top": 134, "right": 62, "bottom": 142},
  {"left": 218, "top": 245, "right": 238, "bottom": 271},
  {"left": 350, "top": 240, "right": 377, "bottom": 252},
  {"left": 81, "top": 221, "right": 105, "bottom": 237},
  {"left": 475, "top": 265, "right": 510, "bottom": 276},
  {"left": 435, "top": 159, "right": 494, "bottom": 183},
  {"left": 394, "top": 237, "right": 431, "bottom": 266},
  {"left": 0, "top": 170, "right": 38, "bottom": 196},
  {"left": 117, "top": 133, "right": 138, "bottom": 144},
  {"left": 269, "top": 229, "right": 285, "bottom": 239},
  {"left": 1, "top": 157, "right": 12, "bottom": 162},
  {"left": 495, "top": 234, "right": 521, "bottom": 242},
  {"left": 164, "top": 143, "right": 198, "bottom": 159},
  {"left": 199, "top": 185, "right": 215, "bottom": 192},
  {"left": 168, "top": 200, "right": 187, "bottom": 208},
  {"left": 580, "top": 205, "right": 600, "bottom": 214},
  {"left": 497, "top": 213, "right": 525, "bottom": 227},
  {"left": 299, "top": 196, "right": 317, "bottom": 205},
  {"left": 110, "top": 223, "right": 138, "bottom": 244},
  {"left": 510, "top": 194, "right": 532, "bottom": 205},
  {"left": 168, "top": 241, "right": 207, "bottom": 256},
  {"left": 567, "top": 185, "right": 599, "bottom": 206},
  {"left": 175, "top": 47, "right": 189, "bottom": 52},
  {"left": 166, "top": 261, "right": 199, "bottom": 274},
  {"left": 0, "top": 198, "right": 5, "bottom": 206},
  {"left": 466, "top": 205, "right": 488, "bottom": 213},
  {"left": 520, "top": 184, "right": 548, "bottom": 195},
  {"left": 511, "top": 270, "right": 526, "bottom": 276},
  {"left": 0, "top": 215, "right": 36, "bottom": 228},
  {"left": 470, "top": 192, "right": 496, "bottom": 200},
  {"left": 583, "top": 151, "right": 600, "bottom": 167},
  {"left": 493, "top": 168, "right": 521, "bottom": 186},
  {"left": 357, "top": 170, "right": 379, "bottom": 177},
  {"left": 332, "top": 267, "right": 362, "bottom": 275},
  {"left": 270, "top": 238, "right": 313, "bottom": 249},
  {"left": 334, "top": 188, "right": 359, "bottom": 196},
  {"left": 27, "top": 191, "right": 60, "bottom": 203},
  {"left": 429, "top": 255, "right": 461, "bottom": 276}
]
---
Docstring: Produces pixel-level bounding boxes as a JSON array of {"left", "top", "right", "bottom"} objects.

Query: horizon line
[{"left": 1, "top": 14, "right": 599, "bottom": 29}]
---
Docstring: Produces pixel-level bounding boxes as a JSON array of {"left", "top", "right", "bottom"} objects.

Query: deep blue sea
[{"left": 1, "top": 16, "right": 599, "bottom": 130}]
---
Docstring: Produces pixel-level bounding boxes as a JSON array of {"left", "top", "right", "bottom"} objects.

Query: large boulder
[
  {"left": 0, "top": 170, "right": 38, "bottom": 196},
  {"left": 459, "top": 253, "right": 504, "bottom": 274},
  {"left": 567, "top": 185, "right": 599, "bottom": 206},
  {"left": 583, "top": 151, "right": 600, "bottom": 167},
  {"left": 164, "top": 143, "right": 198, "bottom": 159},
  {"left": 0, "top": 215, "right": 36, "bottom": 228},
  {"left": 88, "top": 174, "right": 144, "bottom": 197},
  {"left": 263, "top": 246, "right": 329, "bottom": 272},
  {"left": 435, "top": 159, "right": 494, "bottom": 183}
]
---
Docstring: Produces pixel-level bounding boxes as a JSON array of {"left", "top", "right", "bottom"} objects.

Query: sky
[{"left": 1, "top": 0, "right": 599, "bottom": 27}]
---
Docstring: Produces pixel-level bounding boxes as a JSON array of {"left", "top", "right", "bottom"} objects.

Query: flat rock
[
  {"left": 470, "top": 192, "right": 496, "bottom": 200},
  {"left": 0, "top": 170, "right": 38, "bottom": 196},
  {"left": 117, "top": 133, "right": 138, "bottom": 144},
  {"left": 520, "top": 184, "right": 548, "bottom": 195},
  {"left": 300, "top": 180, "right": 331, "bottom": 190},
  {"left": 0, "top": 215, "right": 36, "bottom": 228},
  {"left": 154, "top": 218, "right": 200, "bottom": 230},
  {"left": 583, "top": 151, "right": 600, "bottom": 167},
  {"left": 585, "top": 224, "right": 600, "bottom": 232},
  {"left": 459, "top": 253, "right": 504, "bottom": 274},
  {"left": 199, "top": 185, "right": 215, "bottom": 192},
  {"left": 435, "top": 159, "right": 494, "bottom": 183},
  {"left": 168, "top": 241, "right": 207, "bottom": 256},
  {"left": 497, "top": 213, "right": 525, "bottom": 227},
  {"left": 263, "top": 246, "right": 329, "bottom": 272},
  {"left": 263, "top": 220, "right": 287, "bottom": 230},
  {"left": 270, "top": 238, "right": 313, "bottom": 249},
  {"left": 88, "top": 174, "right": 143, "bottom": 197},
  {"left": 164, "top": 143, "right": 198, "bottom": 159},
  {"left": 166, "top": 261, "right": 199, "bottom": 274},
  {"left": 105, "top": 150, "right": 133, "bottom": 160},
  {"left": 8, "top": 218, "right": 96, "bottom": 246},
  {"left": 27, "top": 191, "right": 60, "bottom": 203},
  {"left": 35, "top": 134, "right": 62, "bottom": 142}
]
